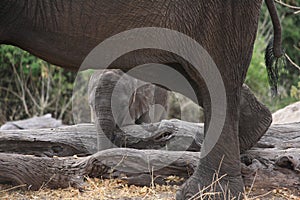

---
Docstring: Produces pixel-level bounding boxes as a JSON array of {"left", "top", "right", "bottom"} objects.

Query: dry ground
[{"left": 0, "top": 178, "right": 299, "bottom": 200}]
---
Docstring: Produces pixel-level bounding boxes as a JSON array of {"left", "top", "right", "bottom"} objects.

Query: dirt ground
[{"left": 0, "top": 178, "right": 299, "bottom": 200}]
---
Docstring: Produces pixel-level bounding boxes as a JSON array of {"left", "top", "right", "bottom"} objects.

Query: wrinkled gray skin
[
  {"left": 88, "top": 69, "right": 170, "bottom": 149},
  {"left": 88, "top": 69, "right": 169, "bottom": 127},
  {"left": 0, "top": 0, "right": 282, "bottom": 199}
]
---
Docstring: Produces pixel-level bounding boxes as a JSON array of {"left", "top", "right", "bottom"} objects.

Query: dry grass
[
  {"left": 0, "top": 177, "right": 299, "bottom": 200},
  {"left": 0, "top": 178, "right": 178, "bottom": 200},
  {"left": 244, "top": 187, "right": 300, "bottom": 200}
]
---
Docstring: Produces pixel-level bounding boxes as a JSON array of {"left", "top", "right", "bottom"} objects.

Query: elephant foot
[
  {"left": 176, "top": 172, "right": 244, "bottom": 200},
  {"left": 176, "top": 175, "right": 201, "bottom": 200}
]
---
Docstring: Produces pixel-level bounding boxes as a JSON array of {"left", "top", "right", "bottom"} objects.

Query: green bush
[
  {"left": 291, "top": 82, "right": 300, "bottom": 100},
  {"left": 245, "top": 1, "right": 300, "bottom": 113},
  {"left": 246, "top": 37, "right": 298, "bottom": 113},
  {"left": 0, "top": 45, "right": 76, "bottom": 125}
]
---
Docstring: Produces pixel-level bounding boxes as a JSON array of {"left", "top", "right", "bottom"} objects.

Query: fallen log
[
  {"left": 1, "top": 120, "right": 299, "bottom": 156},
  {"left": 0, "top": 147, "right": 299, "bottom": 191},
  {"left": 0, "top": 121, "right": 299, "bottom": 191},
  {"left": 0, "top": 119, "right": 203, "bottom": 156},
  {"left": 0, "top": 149, "right": 197, "bottom": 190}
]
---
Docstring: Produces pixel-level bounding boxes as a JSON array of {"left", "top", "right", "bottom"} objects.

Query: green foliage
[
  {"left": 0, "top": 45, "right": 76, "bottom": 124},
  {"left": 246, "top": 1, "right": 300, "bottom": 112},
  {"left": 0, "top": 45, "right": 41, "bottom": 76},
  {"left": 245, "top": 37, "right": 270, "bottom": 101},
  {"left": 279, "top": 1, "right": 300, "bottom": 89},
  {"left": 291, "top": 82, "right": 300, "bottom": 100}
]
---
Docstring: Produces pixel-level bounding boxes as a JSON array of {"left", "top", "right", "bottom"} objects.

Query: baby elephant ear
[
  {"left": 130, "top": 84, "right": 169, "bottom": 124},
  {"left": 129, "top": 84, "right": 155, "bottom": 121}
]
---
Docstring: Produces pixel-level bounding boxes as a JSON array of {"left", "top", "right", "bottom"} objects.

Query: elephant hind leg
[
  {"left": 177, "top": 83, "right": 244, "bottom": 199},
  {"left": 239, "top": 84, "right": 272, "bottom": 153}
]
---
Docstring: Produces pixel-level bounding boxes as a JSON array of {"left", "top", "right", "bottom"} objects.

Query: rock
[
  {"left": 0, "top": 114, "right": 62, "bottom": 130},
  {"left": 272, "top": 101, "right": 300, "bottom": 124}
]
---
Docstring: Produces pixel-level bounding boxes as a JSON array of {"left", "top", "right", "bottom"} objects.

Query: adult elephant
[{"left": 0, "top": 0, "right": 284, "bottom": 199}]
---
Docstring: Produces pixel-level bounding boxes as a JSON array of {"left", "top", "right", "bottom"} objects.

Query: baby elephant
[{"left": 88, "top": 69, "right": 169, "bottom": 147}]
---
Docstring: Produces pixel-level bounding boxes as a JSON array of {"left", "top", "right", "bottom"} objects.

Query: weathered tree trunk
[
  {"left": 0, "top": 119, "right": 202, "bottom": 156},
  {"left": 0, "top": 149, "right": 197, "bottom": 190},
  {"left": 0, "top": 121, "right": 299, "bottom": 191}
]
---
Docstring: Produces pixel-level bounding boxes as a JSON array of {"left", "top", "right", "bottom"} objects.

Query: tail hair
[{"left": 265, "top": 38, "right": 286, "bottom": 97}]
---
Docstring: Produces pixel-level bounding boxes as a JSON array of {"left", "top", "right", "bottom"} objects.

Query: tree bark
[
  {"left": 0, "top": 149, "right": 198, "bottom": 190},
  {"left": 0, "top": 121, "right": 299, "bottom": 191},
  {"left": 0, "top": 119, "right": 202, "bottom": 157}
]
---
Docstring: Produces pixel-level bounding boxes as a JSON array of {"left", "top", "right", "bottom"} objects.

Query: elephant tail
[{"left": 265, "top": 0, "right": 286, "bottom": 96}]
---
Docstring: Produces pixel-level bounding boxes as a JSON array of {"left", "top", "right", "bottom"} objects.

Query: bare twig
[
  {"left": 188, "top": 174, "right": 227, "bottom": 200},
  {"left": 25, "top": 86, "right": 42, "bottom": 110},
  {"left": 246, "top": 172, "right": 257, "bottom": 197},
  {"left": 12, "top": 64, "right": 30, "bottom": 116},
  {"left": 294, "top": 45, "right": 300, "bottom": 52},
  {"left": 0, "top": 86, "right": 22, "bottom": 99},
  {"left": 0, "top": 184, "right": 27, "bottom": 193},
  {"left": 275, "top": 0, "right": 300, "bottom": 10},
  {"left": 58, "top": 96, "right": 73, "bottom": 120},
  {"left": 285, "top": 53, "right": 300, "bottom": 71}
]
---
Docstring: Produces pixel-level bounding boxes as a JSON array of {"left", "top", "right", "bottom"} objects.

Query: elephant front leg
[
  {"left": 176, "top": 88, "right": 244, "bottom": 199},
  {"left": 239, "top": 84, "right": 272, "bottom": 153}
]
